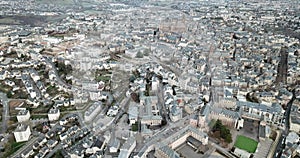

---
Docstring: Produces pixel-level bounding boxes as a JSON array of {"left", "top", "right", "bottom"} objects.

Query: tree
[
  {"left": 135, "top": 51, "right": 143, "bottom": 58},
  {"left": 131, "top": 92, "right": 140, "bottom": 103},
  {"left": 225, "top": 133, "right": 232, "bottom": 143},
  {"left": 143, "top": 49, "right": 151, "bottom": 56},
  {"left": 213, "top": 119, "right": 233, "bottom": 143},
  {"left": 129, "top": 76, "right": 136, "bottom": 82},
  {"left": 6, "top": 91, "right": 13, "bottom": 98},
  {"left": 214, "top": 119, "right": 222, "bottom": 131}
]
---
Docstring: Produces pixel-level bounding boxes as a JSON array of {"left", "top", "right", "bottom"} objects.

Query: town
[{"left": 0, "top": 0, "right": 300, "bottom": 158}]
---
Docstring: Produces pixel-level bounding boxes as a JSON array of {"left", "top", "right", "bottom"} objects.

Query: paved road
[
  {"left": 210, "top": 142, "right": 237, "bottom": 158},
  {"left": 45, "top": 144, "right": 62, "bottom": 158},
  {"left": 0, "top": 92, "right": 9, "bottom": 134},
  {"left": 275, "top": 47, "right": 288, "bottom": 84},
  {"left": 10, "top": 136, "right": 40, "bottom": 158},
  {"left": 157, "top": 82, "right": 171, "bottom": 124},
  {"left": 150, "top": 56, "right": 182, "bottom": 77},
  {"left": 43, "top": 56, "right": 72, "bottom": 90},
  {"left": 273, "top": 89, "right": 295, "bottom": 158},
  {"left": 201, "top": 144, "right": 216, "bottom": 158}
]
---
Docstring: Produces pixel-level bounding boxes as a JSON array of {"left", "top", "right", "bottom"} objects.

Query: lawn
[
  {"left": 234, "top": 135, "right": 258, "bottom": 153},
  {"left": 131, "top": 123, "right": 138, "bottom": 131},
  {"left": 31, "top": 115, "right": 48, "bottom": 120},
  {"left": 2, "top": 138, "right": 26, "bottom": 157},
  {"left": 95, "top": 75, "right": 111, "bottom": 82}
]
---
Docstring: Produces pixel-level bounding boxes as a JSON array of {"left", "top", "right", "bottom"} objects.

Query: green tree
[
  {"left": 213, "top": 119, "right": 233, "bottom": 143},
  {"left": 214, "top": 119, "right": 222, "bottom": 131},
  {"left": 135, "top": 51, "right": 143, "bottom": 58},
  {"left": 6, "top": 91, "right": 13, "bottom": 98},
  {"left": 143, "top": 48, "right": 151, "bottom": 56},
  {"left": 225, "top": 133, "right": 232, "bottom": 143},
  {"left": 129, "top": 76, "right": 136, "bottom": 82}
]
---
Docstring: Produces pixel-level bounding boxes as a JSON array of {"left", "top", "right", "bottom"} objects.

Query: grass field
[{"left": 234, "top": 135, "right": 258, "bottom": 153}]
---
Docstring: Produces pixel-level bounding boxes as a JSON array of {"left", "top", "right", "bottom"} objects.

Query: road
[
  {"left": 157, "top": 82, "right": 171, "bottom": 124},
  {"left": 273, "top": 89, "right": 295, "bottom": 158},
  {"left": 45, "top": 144, "right": 63, "bottom": 158},
  {"left": 10, "top": 136, "right": 40, "bottom": 158},
  {"left": 201, "top": 144, "right": 216, "bottom": 158},
  {"left": 43, "top": 56, "right": 72, "bottom": 90},
  {"left": 210, "top": 141, "right": 238, "bottom": 158},
  {"left": 150, "top": 56, "right": 182, "bottom": 77},
  {"left": 207, "top": 45, "right": 215, "bottom": 103},
  {"left": 275, "top": 47, "right": 288, "bottom": 84},
  {"left": 0, "top": 92, "right": 9, "bottom": 134}
]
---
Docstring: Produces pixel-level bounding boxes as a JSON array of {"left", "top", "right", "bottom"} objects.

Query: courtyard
[
  {"left": 176, "top": 144, "right": 204, "bottom": 158},
  {"left": 240, "top": 118, "right": 259, "bottom": 141}
]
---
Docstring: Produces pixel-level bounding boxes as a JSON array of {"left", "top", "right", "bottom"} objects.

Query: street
[
  {"left": 273, "top": 89, "right": 295, "bottom": 158},
  {"left": 0, "top": 92, "right": 9, "bottom": 134},
  {"left": 43, "top": 56, "right": 72, "bottom": 90}
]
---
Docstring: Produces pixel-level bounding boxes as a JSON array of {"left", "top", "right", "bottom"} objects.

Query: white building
[
  {"left": 151, "top": 76, "right": 159, "bottom": 91},
  {"left": 89, "top": 91, "right": 102, "bottom": 101},
  {"left": 48, "top": 108, "right": 60, "bottom": 121},
  {"left": 128, "top": 103, "right": 139, "bottom": 125},
  {"left": 118, "top": 137, "right": 136, "bottom": 158},
  {"left": 13, "top": 124, "right": 31, "bottom": 142},
  {"left": 290, "top": 102, "right": 300, "bottom": 133},
  {"left": 169, "top": 104, "right": 182, "bottom": 122},
  {"left": 286, "top": 132, "right": 299, "bottom": 145},
  {"left": 107, "top": 105, "right": 119, "bottom": 116},
  {"left": 84, "top": 102, "right": 102, "bottom": 122},
  {"left": 109, "top": 138, "right": 120, "bottom": 153},
  {"left": 17, "top": 110, "right": 30, "bottom": 122}
]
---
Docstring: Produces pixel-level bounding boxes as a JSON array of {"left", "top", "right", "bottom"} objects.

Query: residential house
[
  {"left": 169, "top": 102, "right": 182, "bottom": 122},
  {"left": 21, "top": 147, "right": 34, "bottom": 158},
  {"left": 48, "top": 108, "right": 60, "bottom": 121}
]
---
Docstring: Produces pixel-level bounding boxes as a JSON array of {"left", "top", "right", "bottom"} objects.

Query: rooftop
[
  {"left": 14, "top": 124, "right": 29, "bottom": 132},
  {"left": 49, "top": 108, "right": 59, "bottom": 114},
  {"left": 18, "top": 110, "right": 29, "bottom": 116}
]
